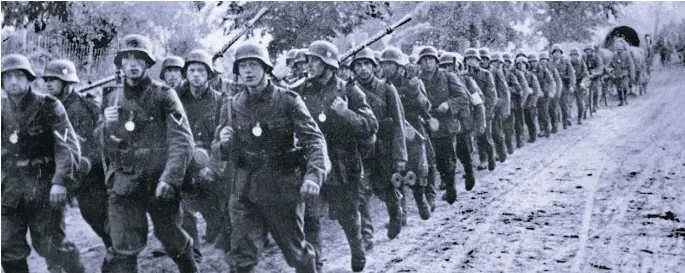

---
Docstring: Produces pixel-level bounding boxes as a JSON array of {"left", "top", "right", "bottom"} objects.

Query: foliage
[{"left": 533, "top": 1, "right": 630, "bottom": 44}]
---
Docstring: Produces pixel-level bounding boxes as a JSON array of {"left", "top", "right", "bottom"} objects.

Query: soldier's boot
[
  {"left": 2, "top": 258, "right": 29, "bottom": 273},
  {"left": 487, "top": 145, "right": 497, "bottom": 171},
  {"left": 59, "top": 243, "right": 86, "bottom": 273},
  {"left": 412, "top": 186, "right": 431, "bottom": 220},
  {"left": 232, "top": 266, "right": 254, "bottom": 273},
  {"left": 464, "top": 171, "right": 476, "bottom": 191},
  {"left": 400, "top": 194, "right": 408, "bottom": 227},
  {"left": 358, "top": 191, "right": 374, "bottom": 251},
  {"left": 171, "top": 245, "right": 201, "bottom": 273},
  {"left": 304, "top": 215, "right": 323, "bottom": 272},
  {"left": 386, "top": 190, "right": 404, "bottom": 239},
  {"left": 425, "top": 168, "right": 438, "bottom": 212},
  {"left": 295, "top": 259, "right": 318, "bottom": 273},
  {"left": 101, "top": 250, "right": 138, "bottom": 273},
  {"left": 442, "top": 172, "right": 457, "bottom": 205},
  {"left": 339, "top": 214, "right": 366, "bottom": 272}
]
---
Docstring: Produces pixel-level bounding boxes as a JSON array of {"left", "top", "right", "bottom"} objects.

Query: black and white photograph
[{"left": 1, "top": 1, "right": 684, "bottom": 272}]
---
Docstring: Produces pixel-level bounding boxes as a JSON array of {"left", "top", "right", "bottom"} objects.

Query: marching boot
[
  {"left": 464, "top": 171, "right": 476, "bottom": 191},
  {"left": 296, "top": 259, "right": 318, "bottom": 273},
  {"left": 60, "top": 243, "right": 86, "bottom": 273},
  {"left": 442, "top": 172, "right": 457, "bottom": 205},
  {"left": 386, "top": 197, "right": 404, "bottom": 240},
  {"left": 339, "top": 214, "right": 366, "bottom": 272},
  {"left": 2, "top": 259, "right": 29, "bottom": 273},
  {"left": 172, "top": 244, "right": 201, "bottom": 273},
  {"left": 412, "top": 186, "right": 431, "bottom": 220}
]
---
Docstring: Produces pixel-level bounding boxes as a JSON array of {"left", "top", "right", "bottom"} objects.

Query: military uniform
[
  {"left": 420, "top": 46, "right": 472, "bottom": 202},
  {"left": 487, "top": 61, "right": 511, "bottom": 162},
  {"left": 2, "top": 54, "right": 85, "bottom": 273},
  {"left": 466, "top": 65, "right": 498, "bottom": 171},
  {"left": 529, "top": 54, "right": 556, "bottom": 138},
  {"left": 502, "top": 56, "right": 526, "bottom": 150},
  {"left": 213, "top": 81, "right": 329, "bottom": 273},
  {"left": 297, "top": 73, "right": 377, "bottom": 271},
  {"left": 583, "top": 47, "right": 605, "bottom": 114},
  {"left": 514, "top": 57, "right": 542, "bottom": 142},
  {"left": 457, "top": 72, "right": 486, "bottom": 188},
  {"left": 570, "top": 49, "right": 590, "bottom": 123},
  {"left": 610, "top": 42, "right": 636, "bottom": 106},
  {"left": 549, "top": 47, "right": 576, "bottom": 129},
  {"left": 541, "top": 53, "right": 562, "bottom": 133}
]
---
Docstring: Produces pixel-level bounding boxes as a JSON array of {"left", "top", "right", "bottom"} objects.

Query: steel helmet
[
  {"left": 439, "top": 52, "right": 457, "bottom": 66},
  {"left": 583, "top": 44, "right": 595, "bottom": 52},
  {"left": 184, "top": 49, "right": 215, "bottom": 78},
  {"left": 453, "top": 52, "right": 464, "bottom": 63},
  {"left": 502, "top": 52, "right": 513, "bottom": 63},
  {"left": 527, "top": 53, "right": 539, "bottom": 62},
  {"left": 2, "top": 54, "right": 37, "bottom": 81},
  {"left": 159, "top": 56, "right": 184, "bottom": 80},
  {"left": 293, "top": 49, "right": 307, "bottom": 65},
  {"left": 233, "top": 43, "right": 274, "bottom": 75},
  {"left": 408, "top": 54, "right": 418, "bottom": 64},
  {"left": 569, "top": 48, "right": 581, "bottom": 56},
  {"left": 539, "top": 52, "right": 550, "bottom": 60},
  {"left": 490, "top": 52, "right": 503, "bottom": 63},
  {"left": 551, "top": 43, "right": 563, "bottom": 54},
  {"left": 380, "top": 47, "right": 407, "bottom": 66},
  {"left": 115, "top": 34, "right": 156, "bottom": 67},
  {"left": 340, "top": 57, "right": 353, "bottom": 68},
  {"left": 515, "top": 56, "right": 529, "bottom": 68},
  {"left": 286, "top": 48, "right": 298, "bottom": 65},
  {"left": 373, "top": 50, "right": 382, "bottom": 63},
  {"left": 43, "top": 59, "right": 80, "bottom": 83},
  {"left": 306, "top": 41, "right": 339, "bottom": 69},
  {"left": 479, "top": 48, "right": 491, "bottom": 61},
  {"left": 463, "top": 48, "right": 480, "bottom": 61},
  {"left": 351, "top": 47, "right": 378, "bottom": 70},
  {"left": 418, "top": 46, "right": 439, "bottom": 62},
  {"left": 515, "top": 50, "right": 527, "bottom": 59}
]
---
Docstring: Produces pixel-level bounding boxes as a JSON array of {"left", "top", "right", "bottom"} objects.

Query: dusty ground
[{"left": 25, "top": 66, "right": 685, "bottom": 273}]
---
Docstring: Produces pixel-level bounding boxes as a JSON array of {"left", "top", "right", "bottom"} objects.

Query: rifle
[
  {"left": 213, "top": 6, "right": 270, "bottom": 61},
  {"left": 76, "top": 70, "right": 123, "bottom": 93},
  {"left": 338, "top": 15, "right": 412, "bottom": 64}
]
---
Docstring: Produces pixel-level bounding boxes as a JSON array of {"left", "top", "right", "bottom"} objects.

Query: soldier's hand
[
  {"left": 478, "top": 124, "right": 487, "bottom": 135},
  {"left": 155, "top": 181, "right": 176, "bottom": 199},
  {"left": 437, "top": 102, "right": 449, "bottom": 113},
  {"left": 219, "top": 126, "right": 234, "bottom": 143},
  {"left": 396, "top": 161, "right": 406, "bottom": 173},
  {"left": 104, "top": 106, "right": 120, "bottom": 122},
  {"left": 49, "top": 184, "right": 68, "bottom": 207},
  {"left": 300, "top": 179, "right": 320, "bottom": 198},
  {"left": 330, "top": 96, "right": 349, "bottom": 115},
  {"left": 198, "top": 167, "right": 214, "bottom": 181}
]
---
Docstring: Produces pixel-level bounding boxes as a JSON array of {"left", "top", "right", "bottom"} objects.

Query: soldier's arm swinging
[
  {"left": 386, "top": 84, "right": 408, "bottom": 164},
  {"left": 484, "top": 72, "right": 499, "bottom": 116},
  {"left": 339, "top": 85, "right": 379, "bottom": 139},
  {"left": 48, "top": 99, "right": 81, "bottom": 187},
  {"left": 159, "top": 88, "right": 195, "bottom": 189},
  {"left": 288, "top": 94, "right": 330, "bottom": 185}
]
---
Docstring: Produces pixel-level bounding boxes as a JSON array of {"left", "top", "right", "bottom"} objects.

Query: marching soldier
[
  {"left": 381, "top": 47, "right": 434, "bottom": 217},
  {"left": 352, "top": 47, "right": 408, "bottom": 240},
  {"left": 549, "top": 44, "right": 576, "bottom": 129},
  {"left": 501, "top": 53, "right": 525, "bottom": 150},
  {"left": 583, "top": 45, "right": 605, "bottom": 114},
  {"left": 160, "top": 56, "right": 185, "bottom": 89},
  {"left": 213, "top": 42, "right": 330, "bottom": 273},
  {"left": 439, "top": 52, "right": 458, "bottom": 73},
  {"left": 42, "top": 59, "right": 113, "bottom": 254},
  {"left": 464, "top": 48, "right": 497, "bottom": 171},
  {"left": 540, "top": 52, "right": 561, "bottom": 134},
  {"left": 528, "top": 53, "right": 556, "bottom": 139},
  {"left": 569, "top": 48, "right": 590, "bottom": 124},
  {"left": 296, "top": 41, "right": 376, "bottom": 272},
  {"left": 176, "top": 49, "right": 226, "bottom": 250},
  {"left": 96, "top": 34, "right": 198, "bottom": 272},
  {"left": 485, "top": 51, "right": 512, "bottom": 160},
  {"left": 513, "top": 56, "right": 543, "bottom": 143},
  {"left": 610, "top": 39, "right": 636, "bottom": 106},
  {"left": 418, "top": 46, "right": 473, "bottom": 201},
  {"left": 2, "top": 54, "right": 86, "bottom": 273}
]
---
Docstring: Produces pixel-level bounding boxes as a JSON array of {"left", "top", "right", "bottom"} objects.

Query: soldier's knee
[{"left": 1, "top": 239, "right": 31, "bottom": 261}]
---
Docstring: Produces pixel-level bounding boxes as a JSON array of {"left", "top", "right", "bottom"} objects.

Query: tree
[
  {"left": 532, "top": 1, "right": 630, "bottom": 44},
  {"left": 222, "top": 1, "right": 392, "bottom": 56}
]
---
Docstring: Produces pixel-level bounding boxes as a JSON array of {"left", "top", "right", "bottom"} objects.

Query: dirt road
[{"left": 26, "top": 66, "right": 685, "bottom": 273}]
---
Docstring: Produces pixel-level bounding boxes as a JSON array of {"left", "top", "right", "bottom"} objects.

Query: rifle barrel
[
  {"left": 339, "top": 16, "right": 412, "bottom": 63},
  {"left": 213, "top": 6, "right": 270, "bottom": 61},
  {"left": 76, "top": 72, "right": 120, "bottom": 93}
]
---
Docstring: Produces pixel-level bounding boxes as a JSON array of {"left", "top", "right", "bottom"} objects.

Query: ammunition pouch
[
  {"left": 390, "top": 171, "right": 418, "bottom": 187},
  {"left": 192, "top": 148, "right": 210, "bottom": 168}
]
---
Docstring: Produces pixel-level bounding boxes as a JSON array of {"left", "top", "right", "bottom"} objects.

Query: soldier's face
[
  {"left": 504, "top": 61, "right": 513, "bottom": 69},
  {"left": 570, "top": 54, "right": 580, "bottom": 62},
  {"left": 293, "top": 61, "right": 307, "bottom": 76},
  {"left": 466, "top": 58, "right": 479, "bottom": 68},
  {"left": 439, "top": 64, "right": 455, "bottom": 73},
  {"left": 352, "top": 59, "right": 374, "bottom": 80},
  {"left": 480, "top": 59, "right": 490, "bottom": 68},
  {"left": 516, "top": 62, "right": 526, "bottom": 70},
  {"left": 381, "top": 62, "right": 399, "bottom": 78},
  {"left": 419, "top": 57, "right": 437, "bottom": 72},
  {"left": 237, "top": 59, "right": 266, "bottom": 87},
  {"left": 1, "top": 70, "right": 30, "bottom": 96},
  {"left": 186, "top": 63, "right": 209, "bottom": 88},
  {"left": 553, "top": 51, "right": 562, "bottom": 58},
  {"left": 529, "top": 60, "right": 538, "bottom": 69},
  {"left": 121, "top": 55, "right": 147, "bottom": 79},
  {"left": 339, "top": 66, "right": 352, "bottom": 81},
  {"left": 44, "top": 77, "right": 65, "bottom": 96},
  {"left": 306, "top": 56, "right": 326, "bottom": 78},
  {"left": 163, "top": 68, "right": 183, "bottom": 88},
  {"left": 490, "top": 61, "right": 500, "bottom": 69},
  {"left": 540, "top": 59, "right": 548, "bottom": 66}
]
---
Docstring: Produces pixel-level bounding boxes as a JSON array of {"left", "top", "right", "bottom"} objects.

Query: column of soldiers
[{"left": 2, "top": 32, "right": 643, "bottom": 273}]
